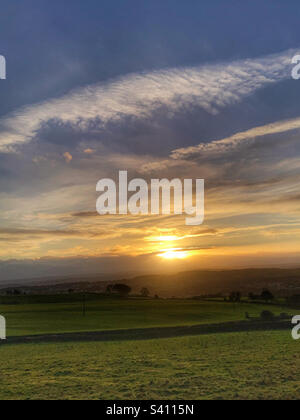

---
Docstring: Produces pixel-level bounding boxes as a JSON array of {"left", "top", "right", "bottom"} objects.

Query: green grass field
[
  {"left": 0, "top": 295, "right": 294, "bottom": 337},
  {"left": 0, "top": 295, "right": 298, "bottom": 400},
  {"left": 0, "top": 330, "right": 298, "bottom": 400}
]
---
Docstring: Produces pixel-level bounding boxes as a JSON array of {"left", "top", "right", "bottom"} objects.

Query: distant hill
[
  {"left": 125, "top": 269, "right": 300, "bottom": 297},
  {"left": 1, "top": 268, "right": 300, "bottom": 297},
  {"left": 0, "top": 273, "right": 110, "bottom": 288}
]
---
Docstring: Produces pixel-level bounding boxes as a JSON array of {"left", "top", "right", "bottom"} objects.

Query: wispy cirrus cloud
[
  {"left": 0, "top": 49, "right": 295, "bottom": 153},
  {"left": 141, "top": 115, "right": 300, "bottom": 174},
  {"left": 171, "top": 116, "right": 300, "bottom": 159}
]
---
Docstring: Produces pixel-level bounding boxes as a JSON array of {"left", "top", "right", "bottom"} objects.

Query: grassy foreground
[
  {"left": 0, "top": 330, "right": 298, "bottom": 400},
  {"left": 0, "top": 296, "right": 294, "bottom": 337}
]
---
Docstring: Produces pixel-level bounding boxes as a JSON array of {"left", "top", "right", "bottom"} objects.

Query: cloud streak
[
  {"left": 0, "top": 49, "right": 295, "bottom": 152},
  {"left": 171, "top": 116, "right": 300, "bottom": 159},
  {"left": 141, "top": 114, "right": 300, "bottom": 174}
]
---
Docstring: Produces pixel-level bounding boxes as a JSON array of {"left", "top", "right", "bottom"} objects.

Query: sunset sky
[{"left": 1, "top": 1, "right": 300, "bottom": 280}]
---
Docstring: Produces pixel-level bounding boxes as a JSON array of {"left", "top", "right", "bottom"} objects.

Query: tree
[
  {"left": 112, "top": 284, "right": 132, "bottom": 297},
  {"left": 261, "top": 289, "right": 274, "bottom": 303},
  {"left": 229, "top": 291, "right": 241, "bottom": 302},
  {"left": 140, "top": 287, "right": 150, "bottom": 298},
  {"left": 6, "top": 289, "right": 21, "bottom": 296},
  {"left": 106, "top": 285, "right": 114, "bottom": 294}
]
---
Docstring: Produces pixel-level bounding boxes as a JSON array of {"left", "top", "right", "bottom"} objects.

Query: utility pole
[{"left": 83, "top": 293, "right": 86, "bottom": 317}]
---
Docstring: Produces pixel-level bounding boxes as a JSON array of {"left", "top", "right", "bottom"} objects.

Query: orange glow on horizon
[{"left": 158, "top": 249, "right": 189, "bottom": 260}]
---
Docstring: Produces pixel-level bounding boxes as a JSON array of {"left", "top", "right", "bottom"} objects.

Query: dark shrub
[
  {"left": 229, "top": 291, "right": 241, "bottom": 302},
  {"left": 112, "top": 284, "right": 132, "bottom": 297},
  {"left": 261, "top": 289, "right": 274, "bottom": 302},
  {"left": 140, "top": 287, "right": 150, "bottom": 298}
]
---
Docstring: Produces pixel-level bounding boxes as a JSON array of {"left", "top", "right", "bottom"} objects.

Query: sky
[{"left": 1, "top": 0, "right": 300, "bottom": 281}]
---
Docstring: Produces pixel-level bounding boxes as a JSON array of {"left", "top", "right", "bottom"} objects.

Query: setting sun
[{"left": 158, "top": 249, "right": 189, "bottom": 260}]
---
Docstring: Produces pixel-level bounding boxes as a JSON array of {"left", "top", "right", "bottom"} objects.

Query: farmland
[
  {"left": 0, "top": 295, "right": 295, "bottom": 337},
  {"left": 0, "top": 295, "right": 298, "bottom": 400},
  {"left": 0, "top": 330, "right": 298, "bottom": 400}
]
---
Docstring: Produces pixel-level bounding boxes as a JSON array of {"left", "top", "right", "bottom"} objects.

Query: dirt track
[{"left": 0, "top": 320, "right": 292, "bottom": 345}]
